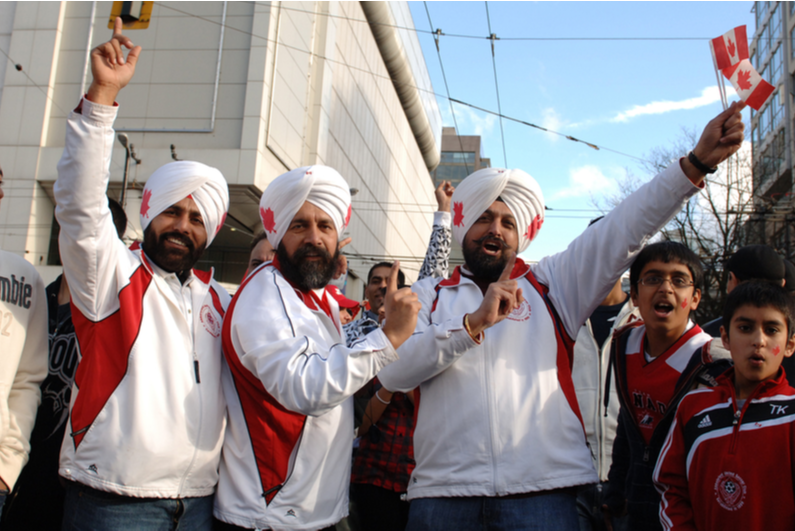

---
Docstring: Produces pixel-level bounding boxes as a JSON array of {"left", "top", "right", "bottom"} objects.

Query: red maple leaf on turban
[
  {"left": 525, "top": 215, "right": 544, "bottom": 241},
  {"left": 260, "top": 207, "right": 276, "bottom": 233},
  {"left": 736, "top": 69, "right": 752, "bottom": 91},
  {"left": 453, "top": 201, "right": 464, "bottom": 227},
  {"left": 345, "top": 205, "right": 352, "bottom": 227},
  {"left": 140, "top": 189, "right": 152, "bottom": 218}
]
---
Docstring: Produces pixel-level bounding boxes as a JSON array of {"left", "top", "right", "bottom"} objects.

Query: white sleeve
[
  {"left": 532, "top": 162, "right": 701, "bottom": 338},
  {"left": 53, "top": 98, "right": 128, "bottom": 321},
  {"left": 229, "top": 269, "right": 399, "bottom": 417},
  {"left": 377, "top": 277, "right": 479, "bottom": 393},
  {"left": 0, "top": 267, "right": 47, "bottom": 489}
]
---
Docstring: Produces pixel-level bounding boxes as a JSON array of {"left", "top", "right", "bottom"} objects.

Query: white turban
[
  {"left": 140, "top": 161, "right": 230, "bottom": 248},
  {"left": 258, "top": 165, "right": 351, "bottom": 249},
  {"left": 451, "top": 167, "right": 545, "bottom": 254}
]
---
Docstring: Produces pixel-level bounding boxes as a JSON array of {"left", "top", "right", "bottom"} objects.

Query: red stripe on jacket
[
  {"left": 222, "top": 267, "right": 306, "bottom": 504},
  {"left": 69, "top": 264, "right": 152, "bottom": 448}
]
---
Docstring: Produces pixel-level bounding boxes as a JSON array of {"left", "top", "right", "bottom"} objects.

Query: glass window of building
[
  {"left": 770, "top": 4, "right": 781, "bottom": 39},
  {"left": 770, "top": 45, "right": 783, "bottom": 82},
  {"left": 771, "top": 90, "right": 783, "bottom": 129},
  {"left": 759, "top": 23, "right": 770, "bottom": 62},
  {"left": 791, "top": 27, "right": 795, "bottom": 59}
]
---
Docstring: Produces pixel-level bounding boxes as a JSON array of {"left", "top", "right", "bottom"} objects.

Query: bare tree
[{"left": 593, "top": 128, "right": 754, "bottom": 323}]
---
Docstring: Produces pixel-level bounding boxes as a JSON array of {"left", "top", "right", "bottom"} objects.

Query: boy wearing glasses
[{"left": 602, "top": 242, "right": 729, "bottom": 531}]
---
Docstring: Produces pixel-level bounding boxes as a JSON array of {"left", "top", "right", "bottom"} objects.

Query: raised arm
[
  {"left": 53, "top": 18, "right": 142, "bottom": 319},
  {"left": 534, "top": 102, "right": 746, "bottom": 337},
  {"left": 418, "top": 181, "right": 453, "bottom": 280}
]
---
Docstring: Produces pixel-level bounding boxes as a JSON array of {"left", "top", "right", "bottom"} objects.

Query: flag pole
[{"left": 710, "top": 42, "right": 729, "bottom": 110}]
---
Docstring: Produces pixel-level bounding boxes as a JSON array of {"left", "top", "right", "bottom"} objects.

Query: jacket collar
[{"left": 440, "top": 258, "right": 532, "bottom": 289}]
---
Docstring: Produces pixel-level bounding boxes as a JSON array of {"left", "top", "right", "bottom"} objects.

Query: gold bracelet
[{"left": 463, "top": 314, "right": 483, "bottom": 344}]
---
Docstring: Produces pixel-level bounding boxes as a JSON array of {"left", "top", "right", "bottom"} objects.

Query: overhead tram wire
[
  {"left": 155, "top": 3, "right": 654, "bottom": 166},
  {"left": 263, "top": 3, "right": 713, "bottom": 42},
  {"left": 424, "top": 1, "right": 470, "bottom": 175},
  {"left": 485, "top": 1, "right": 507, "bottom": 168}
]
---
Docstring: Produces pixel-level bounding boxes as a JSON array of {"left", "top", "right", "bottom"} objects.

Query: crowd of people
[{"left": 1, "top": 18, "right": 793, "bottom": 531}]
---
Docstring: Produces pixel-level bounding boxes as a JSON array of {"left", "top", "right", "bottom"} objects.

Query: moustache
[
  {"left": 473, "top": 234, "right": 509, "bottom": 251},
  {"left": 293, "top": 244, "right": 333, "bottom": 262}
]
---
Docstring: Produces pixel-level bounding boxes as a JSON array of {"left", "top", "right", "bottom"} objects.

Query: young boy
[
  {"left": 653, "top": 281, "right": 795, "bottom": 530},
  {"left": 603, "top": 242, "right": 730, "bottom": 530}
]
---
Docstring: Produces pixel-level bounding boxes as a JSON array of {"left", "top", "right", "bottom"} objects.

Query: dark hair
[
  {"left": 249, "top": 231, "right": 269, "bottom": 252},
  {"left": 723, "top": 281, "right": 795, "bottom": 338},
  {"left": 367, "top": 261, "right": 404, "bottom": 287},
  {"left": 629, "top": 241, "right": 704, "bottom": 291},
  {"left": 107, "top": 198, "right": 127, "bottom": 239}
]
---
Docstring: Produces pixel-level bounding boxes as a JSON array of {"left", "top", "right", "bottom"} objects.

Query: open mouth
[
  {"left": 164, "top": 236, "right": 191, "bottom": 251},
  {"left": 750, "top": 353, "right": 765, "bottom": 367},
  {"left": 653, "top": 301, "right": 674, "bottom": 318},
  {"left": 482, "top": 240, "right": 503, "bottom": 256}
]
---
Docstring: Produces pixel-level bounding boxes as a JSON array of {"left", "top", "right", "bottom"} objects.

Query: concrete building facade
[{"left": 0, "top": 1, "right": 442, "bottom": 296}]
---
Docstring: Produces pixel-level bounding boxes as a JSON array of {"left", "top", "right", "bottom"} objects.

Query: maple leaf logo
[
  {"left": 736, "top": 69, "right": 752, "bottom": 91},
  {"left": 524, "top": 214, "right": 544, "bottom": 241},
  {"left": 453, "top": 201, "right": 464, "bottom": 227},
  {"left": 727, "top": 38, "right": 736, "bottom": 58},
  {"left": 260, "top": 207, "right": 276, "bottom": 233},
  {"left": 140, "top": 188, "right": 152, "bottom": 218},
  {"left": 345, "top": 205, "right": 352, "bottom": 227}
]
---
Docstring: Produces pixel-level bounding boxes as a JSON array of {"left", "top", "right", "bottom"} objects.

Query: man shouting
[
  {"left": 215, "top": 166, "right": 421, "bottom": 530},
  {"left": 377, "top": 103, "right": 746, "bottom": 530},
  {"left": 54, "top": 19, "right": 230, "bottom": 530}
]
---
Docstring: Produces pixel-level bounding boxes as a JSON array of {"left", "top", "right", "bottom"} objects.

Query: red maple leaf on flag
[
  {"left": 737, "top": 69, "right": 752, "bottom": 91},
  {"left": 140, "top": 189, "right": 152, "bottom": 218},
  {"left": 727, "top": 38, "right": 736, "bottom": 58},
  {"left": 345, "top": 204, "right": 352, "bottom": 227},
  {"left": 260, "top": 207, "right": 276, "bottom": 233},
  {"left": 453, "top": 201, "right": 464, "bottom": 227}
]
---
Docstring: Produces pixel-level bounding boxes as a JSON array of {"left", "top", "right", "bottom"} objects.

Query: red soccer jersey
[{"left": 624, "top": 325, "right": 707, "bottom": 444}]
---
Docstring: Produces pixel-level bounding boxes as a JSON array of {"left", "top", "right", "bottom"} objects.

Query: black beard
[
  {"left": 277, "top": 243, "right": 339, "bottom": 291},
  {"left": 462, "top": 234, "right": 510, "bottom": 283},
  {"left": 142, "top": 225, "right": 206, "bottom": 274}
]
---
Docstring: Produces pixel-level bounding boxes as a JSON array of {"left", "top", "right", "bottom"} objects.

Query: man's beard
[
  {"left": 142, "top": 225, "right": 206, "bottom": 274},
  {"left": 462, "top": 234, "right": 511, "bottom": 283},
  {"left": 277, "top": 243, "right": 339, "bottom": 292}
]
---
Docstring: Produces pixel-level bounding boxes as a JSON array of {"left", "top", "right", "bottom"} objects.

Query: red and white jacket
[
  {"left": 653, "top": 368, "right": 795, "bottom": 530},
  {"left": 54, "top": 99, "right": 230, "bottom": 498},
  {"left": 215, "top": 261, "right": 398, "bottom": 530},
  {"left": 377, "top": 163, "right": 701, "bottom": 500}
]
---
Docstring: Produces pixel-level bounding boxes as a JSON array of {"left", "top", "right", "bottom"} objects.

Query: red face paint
[
  {"left": 681, "top": 298, "right": 688, "bottom": 308},
  {"left": 773, "top": 345, "right": 781, "bottom": 356}
]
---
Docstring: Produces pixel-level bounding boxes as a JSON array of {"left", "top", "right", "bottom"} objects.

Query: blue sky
[{"left": 408, "top": 1, "right": 756, "bottom": 261}]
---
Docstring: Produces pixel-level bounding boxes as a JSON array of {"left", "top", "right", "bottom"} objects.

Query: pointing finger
[
  {"left": 498, "top": 252, "right": 516, "bottom": 282},
  {"left": 114, "top": 16, "right": 123, "bottom": 36},
  {"left": 386, "top": 260, "right": 400, "bottom": 295},
  {"left": 338, "top": 237, "right": 352, "bottom": 251}
]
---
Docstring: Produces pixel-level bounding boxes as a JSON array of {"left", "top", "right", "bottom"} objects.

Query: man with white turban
[
  {"left": 213, "top": 166, "right": 420, "bottom": 530},
  {"left": 377, "top": 102, "right": 746, "bottom": 530},
  {"left": 53, "top": 20, "right": 231, "bottom": 530}
]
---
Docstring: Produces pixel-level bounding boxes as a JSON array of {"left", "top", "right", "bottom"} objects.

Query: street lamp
[{"left": 117, "top": 133, "right": 141, "bottom": 208}]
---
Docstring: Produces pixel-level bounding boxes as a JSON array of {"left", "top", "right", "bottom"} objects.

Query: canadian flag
[
  {"left": 722, "top": 59, "right": 774, "bottom": 111},
  {"left": 711, "top": 26, "right": 749, "bottom": 71}
]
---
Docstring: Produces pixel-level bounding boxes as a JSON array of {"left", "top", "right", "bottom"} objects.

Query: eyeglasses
[{"left": 638, "top": 276, "right": 694, "bottom": 289}]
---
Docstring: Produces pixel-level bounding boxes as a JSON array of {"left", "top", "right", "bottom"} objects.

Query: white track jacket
[
  {"left": 378, "top": 163, "right": 701, "bottom": 500},
  {"left": 215, "top": 262, "right": 398, "bottom": 530},
  {"left": 54, "top": 98, "right": 230, "bottom": 498}
]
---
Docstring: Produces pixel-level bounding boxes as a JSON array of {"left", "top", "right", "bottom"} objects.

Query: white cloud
[
  {"left": 611, "top": 86, "right": 736, "bottom": 123},
  {"left": 551, "top": 165, "right": 619, "bottom": 201}
]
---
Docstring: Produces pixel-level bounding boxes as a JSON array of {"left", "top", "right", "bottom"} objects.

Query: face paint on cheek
[
  {"left": 681, "top": 298, "right": 688, "bottom": 309},
  {"left": 773, "top": 345, "right": 781, "bottom": 356}
]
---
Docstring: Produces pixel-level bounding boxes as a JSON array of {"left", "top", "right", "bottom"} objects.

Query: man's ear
[
  {"left": 720, "top": 325, "right": 730, "bottom": 351},
  {"left": 630, "top": 285, "right": 638, "bottom": 306},
  {"left": 689, "top": 289, "right": 702, "bottom": 311},
  {"left": 785, "top": 333, "right": 795, "bottom": 359}
]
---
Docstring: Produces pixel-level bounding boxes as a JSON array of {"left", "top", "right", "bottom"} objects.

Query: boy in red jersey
[
  {"left": 603, "top": 242, "right": 729, "bottom": 531},
  {"left": 653, "top": 281, "right": 795, "bottom": 530}
]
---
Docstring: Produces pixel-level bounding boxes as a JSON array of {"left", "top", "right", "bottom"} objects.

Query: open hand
[
  {"left": 87, "top": 17, "right": 142, "bottom": 105},
  {"left": 381, "top": 261, "right": 422, "bottom": 350},
  {"left": 467, "top": 253, "right": 524, "bottom": 336}
]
